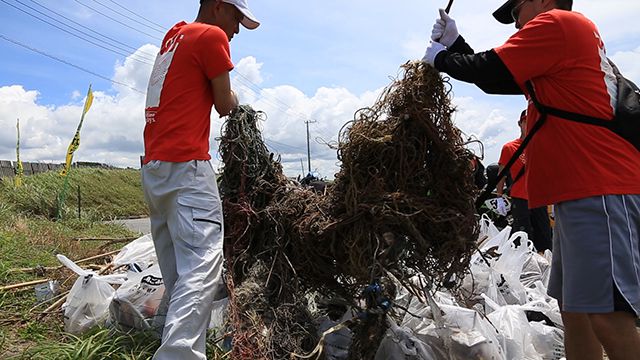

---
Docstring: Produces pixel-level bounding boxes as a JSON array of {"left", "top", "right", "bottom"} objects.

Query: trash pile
[
  {"left": 43, "top": 62, "right": 566, "bottom": 359},
  {"left": 51, "top": 214, "right": 564, "bottom": 359},
  {"left": 218, "top": 62, "right": 480, "bottom": 359}
]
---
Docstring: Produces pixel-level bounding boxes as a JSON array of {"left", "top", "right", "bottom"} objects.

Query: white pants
[{"left": 142, "top": 160, "right": 225, "bottom": 360}]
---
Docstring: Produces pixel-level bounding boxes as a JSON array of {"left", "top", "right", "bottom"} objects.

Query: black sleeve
[
  {"left": 448, "top": 35, "right": 474, "bottom": 55},
  {"left": 434, "top": 49, "right": 523, "bottom": 95}
]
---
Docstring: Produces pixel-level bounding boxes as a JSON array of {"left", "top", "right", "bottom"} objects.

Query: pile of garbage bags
[
  {"left": 57, "top": 214, "right": 565, "bottom": 359},
  {"left": 368, "top": 214, "right": 564, "bottom": 360}
]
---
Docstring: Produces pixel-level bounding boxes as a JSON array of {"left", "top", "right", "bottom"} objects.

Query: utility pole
[{"left": 305, "top": 120, "right": 316, "bottom": 175}]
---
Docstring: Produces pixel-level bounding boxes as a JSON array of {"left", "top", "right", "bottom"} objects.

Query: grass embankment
[{"left": 0, "top": 168, "right": 164, "bottom": 359}]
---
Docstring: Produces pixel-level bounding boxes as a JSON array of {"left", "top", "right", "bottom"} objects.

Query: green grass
[
  {"left": 0, "top": 168, "right": 148, "bottom": 220},
  {"left": 9, "top": 327, "right": 229, "bottom": 360},
  {"left": 0, "top": 168, "right": 152, "bottom": 358},
  {"left": 18, "top": 328, "right": 160, "bottom": 360}
]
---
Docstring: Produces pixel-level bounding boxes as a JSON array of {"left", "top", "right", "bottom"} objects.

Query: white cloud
[
  {"left": 112, "top": 44, "right": 157, "bottom": 97},
  {"left": 0, "top": 46, "right": 383, "bottom": 178},
  {"left": 2, "top": 29, "right": 639, "bottom": 179},
  {"left": 224, "top": 72, "right": 382, "bottom": 177},
  {"left": 610, "top": 47, "right": 640, "bottom": 83},
  {"left": 574, "top": 1, "right": 640, "bottom": 44},
  {"left": 0, "top": 45, "right": 154, "bottom": 168},
  {"left": 235, "top": 56, "right": 263, "bottom": 85},
  {"left": 450, "top": 96, "right": 522, "bottom": 166}
]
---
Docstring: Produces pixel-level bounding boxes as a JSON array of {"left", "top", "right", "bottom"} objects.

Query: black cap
[{"left": 493, "top": 0, "right": 518, "bottom": 24}]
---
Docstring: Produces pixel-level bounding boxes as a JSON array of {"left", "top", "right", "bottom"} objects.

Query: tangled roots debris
[{"left": 219, "top": 62, "right": 479, "bottom": 359}]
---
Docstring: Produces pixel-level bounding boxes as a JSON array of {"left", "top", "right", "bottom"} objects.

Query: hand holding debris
[
  {"left": 431, "top": 8, "right": 459, "bottom": 47},
  {"left": 422, "top": 41, "right": 446, "bottom": 67}
]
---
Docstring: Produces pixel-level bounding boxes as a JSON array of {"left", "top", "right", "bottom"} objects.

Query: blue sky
[{"left": 1, "top": 0, "right": 639, "bottom": 178}]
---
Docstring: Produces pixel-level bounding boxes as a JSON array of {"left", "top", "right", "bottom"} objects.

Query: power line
[
  {"left": 233, "top": 77, "right": 336, "bottom": 143},
  {"left": 233, "top": 77, "right": 303, "bottom": 118},
  {"left": 0, "top": 34, "right": 146, "bottom": 94},
  {"left": 88, "top": 1, "right": 323, "bottom": 142},
  {"left": 265, "top": 138, "right": 308, "bottom": 153},
  {"left": 233, "top": 71, "right": 337, "bottom": 141},
  {"left": 65, "top": 0, "right": 326, "bottom": 142},
  {"left": 103, "top": 0, "right": 168, "bottom": 30},
  {"left": 5, "top": 0, "right": 326, "bottom": 157},
  {"left": 73, "top": 0, "right": 163, "bottom": 41},
  {"left": 88, "top": 0, "right": 166, "bottom": 33},
  {"left": 27, "top": 0, "right": 157, "bottom": 60},
  {"left": 0, "top": 0, "right": 155, "bottom": 65},
  {"left": 233, "top": 70, "right": 318, "bottom": 123}
]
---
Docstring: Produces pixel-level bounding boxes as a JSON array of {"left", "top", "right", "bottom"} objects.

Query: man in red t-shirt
[
  {"left": 141, "top": 1, "right": 259, "bottom": 359},
  {"left": 423, "top": 1, "right": 640, "bottom": 359},
  {"left": 497, "top": 110, "right": 552, "bottom": 251}
]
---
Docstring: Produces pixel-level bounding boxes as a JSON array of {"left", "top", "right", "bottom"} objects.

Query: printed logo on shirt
[
  {"left": 145, "top": 33, "right": 184, "bottom": 124},
  {"left": 519, "top": 152, "right": 527, "bottom": 165},
  {"left": 594, "top": 31, "right": 618, "bottom": 113}
]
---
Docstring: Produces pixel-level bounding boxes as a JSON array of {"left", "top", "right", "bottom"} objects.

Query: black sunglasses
[{"left": 511, "top": 0, "right": 532, "bottom": 22}]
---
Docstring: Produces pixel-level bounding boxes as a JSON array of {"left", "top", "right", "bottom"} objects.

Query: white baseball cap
[{"left": 222, "top": 0, "right": 260, "bottom": 29}]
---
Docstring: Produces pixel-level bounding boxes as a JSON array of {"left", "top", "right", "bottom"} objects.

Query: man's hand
[
  {"left": 230, "top": 89, "right": 239, "bottom": 107},
  {"left": 431, "top": 8, "right": 459, "bottom": 47},
  {"left": 422, "top": 41, "right": 446, "bottom": 67}
]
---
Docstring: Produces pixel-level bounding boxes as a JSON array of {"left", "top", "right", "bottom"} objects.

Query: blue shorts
[{"left": 548, "top": 194, "right": 640, "bottom": 315}]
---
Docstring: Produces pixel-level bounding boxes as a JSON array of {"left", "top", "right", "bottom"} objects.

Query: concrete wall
[{"left": 0, "top": 161, "right": 114, "bottom": 178}]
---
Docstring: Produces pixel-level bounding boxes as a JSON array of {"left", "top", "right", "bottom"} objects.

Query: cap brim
[
  {"left": 240, "top": 16, "right": 259, "bottom": 30},
  {"left": 238, "top": 8, "right": 260, "bottom": 29},
  {"left": 493, "top": 0, "right": 517, "bottom": 25}
]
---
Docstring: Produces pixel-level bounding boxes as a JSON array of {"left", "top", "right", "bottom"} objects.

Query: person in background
[
  {"left": 471, "top": 154, "right": 488, "bottom": 190},
  {"left": 496, "top": 110, "right": 552, "bottom": 252},
  {"left": 486, "top": 162, "right": 510, "bottom": 196},
  {"left": 483, "top": 162, "right": 511, "bottom": 228},
  {"left": 141, "top": 1, "right": 259, "bottom": 359},
  {"left": 423, "top": 1, "right": 640, "bottom": 359}
]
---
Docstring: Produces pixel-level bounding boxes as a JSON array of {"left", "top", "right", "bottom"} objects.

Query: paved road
[{"left": 111, "top": 217, "right": 151, "bottom": 235}]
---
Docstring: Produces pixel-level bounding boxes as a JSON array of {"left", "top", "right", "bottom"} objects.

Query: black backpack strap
[
  {"left": 540, "top": 106, "right": 612, "bottom": 128},
  {"left": 526, "top": 78, "right": 613, "bottom": 129},
  {"left": 476, "top": 84, "right": 548, "bottom": 209}
]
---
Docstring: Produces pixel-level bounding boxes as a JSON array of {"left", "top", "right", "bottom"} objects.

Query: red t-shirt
[
  {"left": 494, "top": 10, "right": 640, "bottom": 208},
  {"left": 143, "top": 22, "right": 234, "bottom": 164},
  {"left": 499, "top": 138, "right": 527, "bottom": 200}
]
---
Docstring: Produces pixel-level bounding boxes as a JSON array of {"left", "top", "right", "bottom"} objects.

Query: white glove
[
  {"left": 430, "top": 9, "right": 459, "bottom": 47},
  {"left": 495, "top": 197, "right": 508, "bottom": 216},
  {"left": 422, "top": 41, "right": 446, "bottom": 67}
]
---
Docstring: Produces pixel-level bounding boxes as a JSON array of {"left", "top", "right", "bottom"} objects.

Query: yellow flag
[
  {"left": 15, "top": 118, "right": 24, "bottom": 187},
  {"left": 61, "top": 85, "right": 93, "bottom": 177},
  {"left": 83, "top": 87, "right": 94, "bottom": 115}
]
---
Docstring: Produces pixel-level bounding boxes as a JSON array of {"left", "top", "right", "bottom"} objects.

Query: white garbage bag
[
  {"left": 523, "top": 281, "right": 563, "bottom": 330},
  {"left": 520, "top": 252, "right": 551, "bottom": 289},
  {"left": 109, "top": 264, "right": 164, "bottom": 331},
  {"left": 57, "top": 254, "right": 126, "bottom": 334},
  {"left": 402, "top": 297, "right": 505, "bottom": 360},
  {"left": 473, "top": 225, "right": 511, "bottom": 265},
  {"left": 493, "top": 232, "right": 532, "bottom": 305},
  {"left": 529, "top": 321, "right": 565, "bottom": 360},
  {"left": 112, "top": 234, "right": 157, "bottom": 269},
  {"left": 460, "top": 261, "right": 518, "bottom": 311},
  {"left": 479, "top": 213, "right": 500, "bottom": 241},
  {"left": 375, "top": 318, "right": 438, "bottom": 360},
  {"left": 208, "top": 297, "right": 229, "bottom": 330},
  {"left": 484, "top": 300, "right": 542, "bottom": 360}
]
